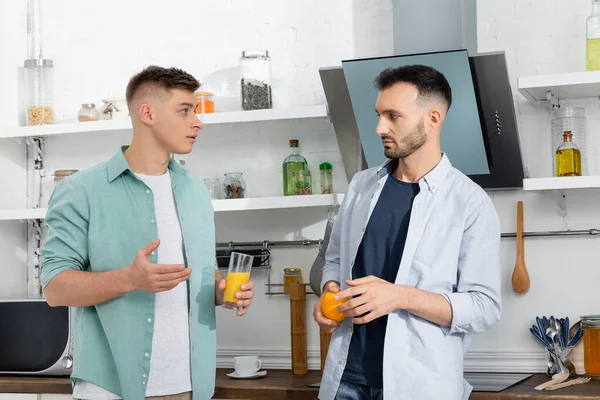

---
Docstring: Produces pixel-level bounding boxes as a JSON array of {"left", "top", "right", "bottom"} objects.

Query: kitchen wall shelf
[
  {"left": 0, "top": 208, "right": 46, "bottom": 221},
  {"left": 518, "top": 71, "right": 600, "bottom": 104},
  {"left": 523, "top": 176, "right": 600, "bottom": 191},
  {"left": 0, "top": 105, "right": 328, "bottom": 140},
  {"left": 0, "top": 194, "right": 344, "bottom": 221}
]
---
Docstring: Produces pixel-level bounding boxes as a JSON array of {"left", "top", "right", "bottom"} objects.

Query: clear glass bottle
[
  {"left": 78, "top": 103, "right": 100, "bottom": 122},
  {"left": 588, "top": 0, "right": 600, "bottom": 70},
  {"left": 24, "top": 58, "right": 54, "bottom": 126},
  {"left": 283, "top": 139, "right": 308, "bottom": 196},
  {"left": 240, "top": 50, "right": 272, "bottom": 110},
  {"left": 223, "top": 172, "right": 246, "bottom": 199},
  {"left": 555, "top": 130, "right": 582, "bottom": 177},
  {"left": 319, "top": 162, "right": 333, "bottom": 194},
  {"left": 551, "top": 107, "right": 587, "bottom": 176}
]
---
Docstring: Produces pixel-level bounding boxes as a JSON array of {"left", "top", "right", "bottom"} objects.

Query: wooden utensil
[
  {"left": 545, "top": 377, "right": 591, "bottom": 391},
  {"left": 512, "top": 201, "right": 530, "bottom": 294},
  {"left": 534, "top": 373, "right": 569, "bottom": 390},
  {"left": 319, "top": 328, "right": 332, "bottom": 371},
  {"left": 290, "top": 283, "right": 308, "bottom": 375}
]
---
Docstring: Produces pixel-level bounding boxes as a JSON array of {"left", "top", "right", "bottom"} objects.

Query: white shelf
[
  {"left": 0, "top": 193, "right": 344, "bottom": 220},
  {"left": 517, "top": 71, "right": 600, "bottom": 104},
  {"left": 523, "top": 176, "right": 600, "bottom": 191},
  {"left": 0, "top": 208, "right": 47, "bottom": 221},
  {"left": 0, "top": 105, "right": 328, "bottom": 140},
  {"left": 212, "top": 193, "right": 344, "bottom": 212}
]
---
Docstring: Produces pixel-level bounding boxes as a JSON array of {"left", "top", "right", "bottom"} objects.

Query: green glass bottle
[{"left": 283, "top": 139, "right": 308, "bottom": 196}]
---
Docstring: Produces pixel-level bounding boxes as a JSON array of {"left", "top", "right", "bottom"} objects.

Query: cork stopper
[{"left": 562, "top": 130, "right": 573, "bottom": 142}]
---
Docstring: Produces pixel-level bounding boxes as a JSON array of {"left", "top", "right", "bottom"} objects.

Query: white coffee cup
[{"left": 233, "top": 356, "right": 262, "bottom": 376}]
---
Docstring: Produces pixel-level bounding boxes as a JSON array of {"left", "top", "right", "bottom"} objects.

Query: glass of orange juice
[{"left": 222, "top": 252, "right": 254, "bottom": 311}]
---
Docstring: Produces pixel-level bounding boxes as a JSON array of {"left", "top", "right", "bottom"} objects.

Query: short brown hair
[{"left": 125, "top": 65, "right": 200, "bottom": 105}]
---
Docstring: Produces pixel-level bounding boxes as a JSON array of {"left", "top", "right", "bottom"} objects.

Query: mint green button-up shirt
[{"left": 40, "top": 146, "right": 217, "bottom": 400}]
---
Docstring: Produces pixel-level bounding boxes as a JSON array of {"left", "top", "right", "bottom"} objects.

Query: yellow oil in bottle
[
  {"left": 587, "top": 38, "right": 600, "bottom": 70},
  {"left": 555, "top": 131, "right": 582, "bottom": 177}
]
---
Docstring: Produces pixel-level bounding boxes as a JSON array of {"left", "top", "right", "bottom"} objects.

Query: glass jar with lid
[
  {"left": 78, "top": 104, "right": 100, "bottom": 122},
  {"left": 223, "top": 172, "right": 246, "bottom": 199},
  {"left": 53, "top": 169, "right": 79, "bottom": 187},
  {"left": 292, "top": 170, "right": 312, "bottom": 195},
  {"left": 240, "top": 50, "right": 272, "bottom": 110},
  {"left": 582, "top": 315, "right": 600, "bottom": 375},
  {"left": 203, "top": 178, "right": 221, "bottom": 199},
  {"left": 284, "top": 268, "right": 303, "bottom": 293},
  {"left": 195, "top": 92, "right": 215, "bottom": 114},
  {"left": 24, "top": 58, "right": 54, "bottom": 126},
  {"left": 320, "top": 162, "right": 333, "bottom": 194}
]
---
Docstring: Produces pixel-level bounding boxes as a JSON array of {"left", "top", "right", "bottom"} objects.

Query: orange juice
[{"left": 224, "top": 272, "right": 250, "bottom": 303}]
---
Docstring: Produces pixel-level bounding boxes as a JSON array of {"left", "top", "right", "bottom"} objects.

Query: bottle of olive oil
[
  {"left": 555, "top": 130, "right": 582, "bottom": 177},
  {"left": 283, "top": 139, "right": 308, "bottom": 196},
  {"left": 587, "top": 0, "right": 600, "bottom": 70}
]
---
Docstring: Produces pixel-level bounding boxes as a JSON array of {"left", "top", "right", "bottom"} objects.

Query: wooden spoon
[
  {"left": 512, "top": 201, "right": 530, "bottom": 294},
  {"left": 534, "top": 373, "right": 569, "bottom": 390},
  {"left": 545, "top": 377, "right": 591, "bottom": 391}
]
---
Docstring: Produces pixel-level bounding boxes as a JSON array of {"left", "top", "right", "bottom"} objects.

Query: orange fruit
[{"left": 320, "top": 291, "right": 347, "bottom": 322}]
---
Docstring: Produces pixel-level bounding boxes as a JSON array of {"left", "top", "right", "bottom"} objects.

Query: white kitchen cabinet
[
  {"left": 40, "top": 395, "right": 71, "bottom": 400},
  {"left": 0, "top": 395, "right": 38, "bottom": 400}
]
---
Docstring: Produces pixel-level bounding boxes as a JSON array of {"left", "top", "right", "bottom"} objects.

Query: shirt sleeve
[
  {"left": 441, "top": 195, "right": 502, "bottom": 336},
  {"left": 40, "top": 180, "right": 90, "bottom": 289}
]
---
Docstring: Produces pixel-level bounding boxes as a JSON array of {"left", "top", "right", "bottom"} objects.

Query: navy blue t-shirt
[{"left": 342, "top": 173, "right": 420, "bottom": 388}]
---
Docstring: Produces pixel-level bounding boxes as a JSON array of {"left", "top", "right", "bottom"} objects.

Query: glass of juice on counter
[{"left": 222, "top": 252, "right": 254, "bottom": 311}]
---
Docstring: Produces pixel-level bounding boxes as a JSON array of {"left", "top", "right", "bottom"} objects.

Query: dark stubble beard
[{"left": 383, "top": 118, "right": 427, "bottom": 159}]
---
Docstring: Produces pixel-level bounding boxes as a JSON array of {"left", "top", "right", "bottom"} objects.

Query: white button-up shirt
[{"left": 319, "top": 154, "right": 502, "bottom": 400}]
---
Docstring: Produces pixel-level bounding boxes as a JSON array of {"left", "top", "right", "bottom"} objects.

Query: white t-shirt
[{"left": 73, "top": 171, "right": 191, "bottom": 399}]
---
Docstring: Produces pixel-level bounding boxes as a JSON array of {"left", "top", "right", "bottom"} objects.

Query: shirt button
[
  {"left": 361, "top": 226, "right": 366, "bottom": 232},
  {"left": 142, "top": 381, "right": 146, "bottom": 385},
  {"left": 145, "top": 190, "right": 150, "bottom": 194},
  {"left": 150, "top": 219, "right": 155, "bottom": 224},
  {"left": 348, "top": 327, "right": 352, "bottom": 332},
  {"left": 151, "top": 251, "right": 156, "bottom": 256},
  {"left": 147, "top": 318, "right": 152, "bottom": 323},
  {"left": 350, "top": 260, "right": 354, "bottom": 266},
  {"left": 145, "top": 352, "right": 149, "bottom": 357},
  {"left": 142, "top": 374, "right": 147, "bottom": 378},
  {"left": 339, "top": 360, "right": 344, "bottom": 365}
]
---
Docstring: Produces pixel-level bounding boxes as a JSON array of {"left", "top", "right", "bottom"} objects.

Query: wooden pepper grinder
[
  {"left": 290, "top": 283, "right": 308, "bottom": 375},
  {"left": 320, "top": 328, "right": 332, "bottom": 370}
]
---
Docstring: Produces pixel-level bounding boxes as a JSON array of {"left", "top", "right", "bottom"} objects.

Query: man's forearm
[
  {"left": 44, "top": 268, "right": 133, "bottom": 307},
  {"left": 397, "top": 285, "right": 453, "bottom": 327}
]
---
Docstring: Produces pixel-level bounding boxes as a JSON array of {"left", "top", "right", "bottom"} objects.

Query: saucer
[{"left": 227, "top": 370, "right": 267, "bottom": 379}]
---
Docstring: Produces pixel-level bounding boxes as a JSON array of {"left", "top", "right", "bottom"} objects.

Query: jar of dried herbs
[
  {"left": 240, "top": 50, "right": 272, "bottom": 111},
  {"left": 223, "top": 172, "right": 246, "bottom": 199}
]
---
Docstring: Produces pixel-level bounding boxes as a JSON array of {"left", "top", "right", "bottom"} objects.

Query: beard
[{"left": 382, "top": 119, "right": 427, "bottom": 159}]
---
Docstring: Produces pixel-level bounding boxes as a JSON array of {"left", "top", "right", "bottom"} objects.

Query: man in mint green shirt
[{"left": 40, "top": 66, "right": 255, "bottom": 400}]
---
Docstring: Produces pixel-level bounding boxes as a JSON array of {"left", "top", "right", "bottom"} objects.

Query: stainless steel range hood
[{"left": 318, "top": 51, "right": 524, "bottom": 190}]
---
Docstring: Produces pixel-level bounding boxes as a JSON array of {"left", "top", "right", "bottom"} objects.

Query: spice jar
[
  {"left": 582, "top": 315, "right": 600, "bottom": 375},
  {"left": 78, "top": 104, "right": 100, "bottom": 122},
  {"left": 24, "top": 58, "right": 54, "bottom": 126},
  {"left": 292, "top": 170, "right": 312, "bottom": 195},
  {"left": 203, "top": 178, "right": 221, "bottom": 199},
  {"left": 284, "top": 268, "right": 303, "bottom": 293},
  {"left": 53, "top": 170, "right": 79, "bottom": 186},
  {"left": 223, "top": 172, "right": 246, "bottom": 199},
  {"left": 320, "top": 162, "right": 333, "bottom": 194},
  {"left": 240, "top": 50, "right": 272, "bottom": 110},
  {"left": 195, "top": 92, "right": 215, "bottom": 114}
]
